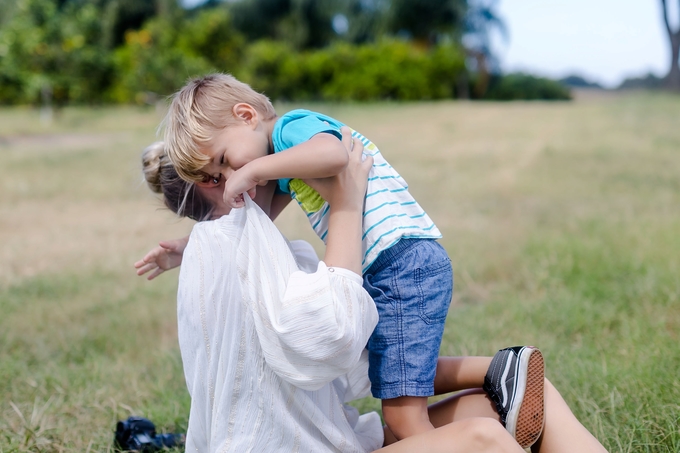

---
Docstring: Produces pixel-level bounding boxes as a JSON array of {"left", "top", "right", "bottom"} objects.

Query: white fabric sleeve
[
  {"left": 262, "top": 261, "right": 377, "bottom": 391},
  {"left": 231, "top": 196, "right": 378, "bottom": 392},
  {"left": 333, "top": 349, "right": 373, "bottom": 403},
  {"left": 287, "top": 239, "right": 320, "bottom": 273}
]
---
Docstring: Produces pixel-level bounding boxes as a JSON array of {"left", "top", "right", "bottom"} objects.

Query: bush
[
  {"left": 109, "top": 9, "right": 243, "bottom": 104},
  {"left": 484, "top": 73, "right": 572, "bottom": 101},
  {"left": 0, "top": 66, "right": 25, "bottom": 105},
  {"left": 240, "top": 39, "right": 466, "bottom": 101},
  {"left": 617, "top": 73, "right": 663, "bottom": 90},
  {"left": 0, "top": 0, "right": 113, "bottom": 105},
  {"left": 176, "top": 8, "right": 244, "bottom": 72},
  {"left": 322, "top": 41, "right": 434, "bottom": 101},
  {"left": 237, "top": 40, "right": 303, "bottom": 101},
  {"left": 559, "top": 75, "right": 603, "bottom": 89},
  {"left": 109, "top": 24, "right": 211, "bottom": 103}
]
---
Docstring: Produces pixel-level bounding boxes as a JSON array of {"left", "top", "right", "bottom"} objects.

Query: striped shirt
[{"left": 272, "top": 109, "right": 442, "bottom": 272}]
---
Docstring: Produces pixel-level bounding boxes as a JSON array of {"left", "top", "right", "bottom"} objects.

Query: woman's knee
[{"left": 454, "top": 418, "right": 517, "bottom": 452}]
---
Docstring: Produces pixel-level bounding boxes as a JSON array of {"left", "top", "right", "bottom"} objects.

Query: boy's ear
[{"left": 232, "top": 103, "right": 258, "bottom": 126}]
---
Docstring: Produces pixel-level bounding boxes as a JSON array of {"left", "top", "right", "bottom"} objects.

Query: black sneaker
[{"left": 483, "top": 346, "right": 545, "bottom": 449}]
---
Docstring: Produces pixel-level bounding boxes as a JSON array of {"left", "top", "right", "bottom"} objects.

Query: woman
[{"left": 136, "top": 130, "right": 607, "bottom": 453}]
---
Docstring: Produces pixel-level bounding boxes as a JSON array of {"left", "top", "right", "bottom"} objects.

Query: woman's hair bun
[{"left": 141, "top": 141, "right": 166, "bottom": 194}]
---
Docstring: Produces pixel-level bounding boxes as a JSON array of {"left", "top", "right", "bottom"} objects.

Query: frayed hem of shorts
[{"left": 371, "top": 385, "right": 434, "bottom": 400}]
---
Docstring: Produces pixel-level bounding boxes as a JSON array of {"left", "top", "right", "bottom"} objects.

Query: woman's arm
[
  {"left": 305, "top": 129, "right": 371, "bottom": 275},
  {"left": 224, "top": 133, "right": 349, "bottom": 208},
  {"left": 134, "top": 236, "right": 189, "bottom": 280},
  {"left": 269, "top": 192, "right": 292, "bottom": 221},
  {"left": 247, "top": 128, "right": 376, "bottom": 390}
]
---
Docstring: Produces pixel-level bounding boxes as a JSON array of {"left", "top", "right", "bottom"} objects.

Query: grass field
[{"left": 1, "top": 92, "right": 679, "bottom": 452}]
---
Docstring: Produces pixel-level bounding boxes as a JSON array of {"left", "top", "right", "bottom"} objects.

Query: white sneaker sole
[{"left": 505, "top": 347, "right": 545, "bottom": 449}]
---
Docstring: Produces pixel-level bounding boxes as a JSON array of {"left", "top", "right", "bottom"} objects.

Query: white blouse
[{"left": 177, "top": 196, "right": 383, "bottom": 452}]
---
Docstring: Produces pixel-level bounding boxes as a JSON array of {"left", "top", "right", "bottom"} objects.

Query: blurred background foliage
[{"left": 0, "top": 0, "right": 571, "bottom": 105}]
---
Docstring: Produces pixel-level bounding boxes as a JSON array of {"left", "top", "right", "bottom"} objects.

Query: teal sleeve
[
  {"left": 273, "top": 111, "right": 344, "bottom": 193},
  {"left": 278, "top": 115, "right": 342, "bottom": 149}
]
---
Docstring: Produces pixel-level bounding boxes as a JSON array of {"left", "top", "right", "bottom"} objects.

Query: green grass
[
  {"left": 1, "top": 93, "right": 679, "bottom": 451},
  {"left": 0, "top": 271, "right": 188, "bottom": 452}
]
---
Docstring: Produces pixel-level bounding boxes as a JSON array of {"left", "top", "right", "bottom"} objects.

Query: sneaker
[{"left": 483, "top": 346, "right": 545, "bottom": 449}]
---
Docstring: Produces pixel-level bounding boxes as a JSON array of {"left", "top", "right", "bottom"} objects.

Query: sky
[
  {"left": 181, "top": 0, "right": 672, "bottom": 88},
  {"left": 494, "top": 0, "right": 671, "bottom": 87}
]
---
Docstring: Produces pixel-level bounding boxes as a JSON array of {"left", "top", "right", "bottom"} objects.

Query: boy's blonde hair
[{"left": 163, "top": 73, "right": 277, "bottom": 183}]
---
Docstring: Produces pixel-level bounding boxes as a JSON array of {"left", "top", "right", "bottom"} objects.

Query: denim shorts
[{"left": 363, "top": 238, "right": 453, "bottom": 400}]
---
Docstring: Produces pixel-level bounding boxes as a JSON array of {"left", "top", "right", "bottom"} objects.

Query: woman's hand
[
  {"left": 304, "top": 127, "right": 373, "bottom": 211},
  {"left": 134, "top": 236, "right": 189, "bottom": 280},
  {"left": 305, "top": 127, "right": 373, "bottom": 275}
]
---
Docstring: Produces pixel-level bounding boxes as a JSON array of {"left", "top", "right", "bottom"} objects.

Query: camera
[{"left": 114, "top": 416, "right": 185, "bottom": 452}]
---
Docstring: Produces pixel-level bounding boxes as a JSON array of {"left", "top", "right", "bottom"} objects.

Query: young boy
[{"left": 162, "top": 73, "right": 537, "bottom": 442}]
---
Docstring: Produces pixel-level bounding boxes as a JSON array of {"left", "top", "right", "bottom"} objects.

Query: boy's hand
[
  {"left": 134, "top": 237, "right": 189, "bottom": 280},
  {"left": 223, "top": 166, "right": 261, "bottom": 208}
]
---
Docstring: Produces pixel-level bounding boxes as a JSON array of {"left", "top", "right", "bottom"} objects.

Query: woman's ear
[{"left": 232, "top": 103, "right": 258, "bottom": 126}]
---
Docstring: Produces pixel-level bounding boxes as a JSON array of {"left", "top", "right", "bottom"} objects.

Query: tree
[
  {"left": 109, "top": 7, "right": 244, "bottom": 102},
  {"left": 660, "top": 0, "right": 680, "bottom": 90},
  {"left": 387, "top": 0, "right": 467, "bottom": 47},
  {"left": 0, "top": 1, "right": 19, "bottom": 26},
  {"left": 463, "top": 0, "right": 506, "bottom": 97},
  {"left": 229, "top": 0, "right": 342, "bottom": 49},
  {"left": 338, "top": 0, "right": 388, "bottom": 45},
  {"left": 0, "top": 0, "right": 114, "bottom": 105}
]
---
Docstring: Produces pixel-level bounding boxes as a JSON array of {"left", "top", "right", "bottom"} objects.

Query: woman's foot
[{"left": 483, "top": 346, "right": 545, "bottom": 449}]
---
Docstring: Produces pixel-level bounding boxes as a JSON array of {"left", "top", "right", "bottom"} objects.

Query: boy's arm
[{"left": 224, "top": 133, "right": 348, "bottom": 208}]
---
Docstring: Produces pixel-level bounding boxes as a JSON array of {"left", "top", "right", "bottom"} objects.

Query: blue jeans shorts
[{"left": 363, "top": 238, "right": 453, "bottom": 400}]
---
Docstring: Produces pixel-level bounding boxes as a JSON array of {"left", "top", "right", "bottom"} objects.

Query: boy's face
[{"left": 200, "top": 122, "right": 270, "bottom": 182}]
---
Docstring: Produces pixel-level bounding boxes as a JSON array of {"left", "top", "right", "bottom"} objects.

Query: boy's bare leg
[
  {"left": 382, "top": 396, "right": 434, "bottom": 440},
  {"left": 434, "top": 357, "right": 492, "bottom": 394}
]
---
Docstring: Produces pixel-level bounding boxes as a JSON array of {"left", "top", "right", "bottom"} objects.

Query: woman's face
[{"left": 196, "top": 177, "right": 277, "bottom": 219}]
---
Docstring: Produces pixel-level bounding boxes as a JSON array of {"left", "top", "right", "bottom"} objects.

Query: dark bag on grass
[{"left": 114, "top": 416, "right": 185, "bottom": 452}]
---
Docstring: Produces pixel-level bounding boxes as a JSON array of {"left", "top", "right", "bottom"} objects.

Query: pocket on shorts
[
  {"left": 416, "top": 258, "right": 453, "bottom": 324},
  {"left": 363, "top": 269, "right": 397, "bottom": 313}
]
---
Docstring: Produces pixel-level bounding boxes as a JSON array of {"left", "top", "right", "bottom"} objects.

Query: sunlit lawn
[{"left": 1, "top": 92, "right": 678, "bottom": 452}]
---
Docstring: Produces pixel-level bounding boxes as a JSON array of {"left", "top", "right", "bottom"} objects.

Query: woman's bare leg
[
  {"left": 378, "top": 357, "right": 494, "bottom": 441},
  {"left": 378, "top": 417, "right": 525, "bottom": 453},
  {"left": 402, "top": 374, "right": 608, "bottom": 453},
  {"left": 383, "top": 389, "right": 500, "bottom": 446},
  {"left": 429, "top": 389, "right": 499, "bottom": 427},
  {"left": 531, "top": 379, "right": 608, "bottom": 453}
]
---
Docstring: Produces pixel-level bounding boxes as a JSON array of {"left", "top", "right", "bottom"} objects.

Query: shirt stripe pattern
[{"left": 273, "top": 110, "right": 442, "bottom": 273}]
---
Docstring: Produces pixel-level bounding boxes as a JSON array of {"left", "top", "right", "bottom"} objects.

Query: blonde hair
[
  {"left": 163, "top": 73, "right": 277, "bottom": 183},
  {"left": 142, "top": 141, "right": 214, "bottom": 221}
]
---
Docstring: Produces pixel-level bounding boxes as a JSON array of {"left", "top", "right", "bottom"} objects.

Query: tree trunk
[
  {"left": 661, "top": 0, "right": 680, "bottom": 90},
  {"left": 666, "top": 36, "right": 680, "bottom": 90}
]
